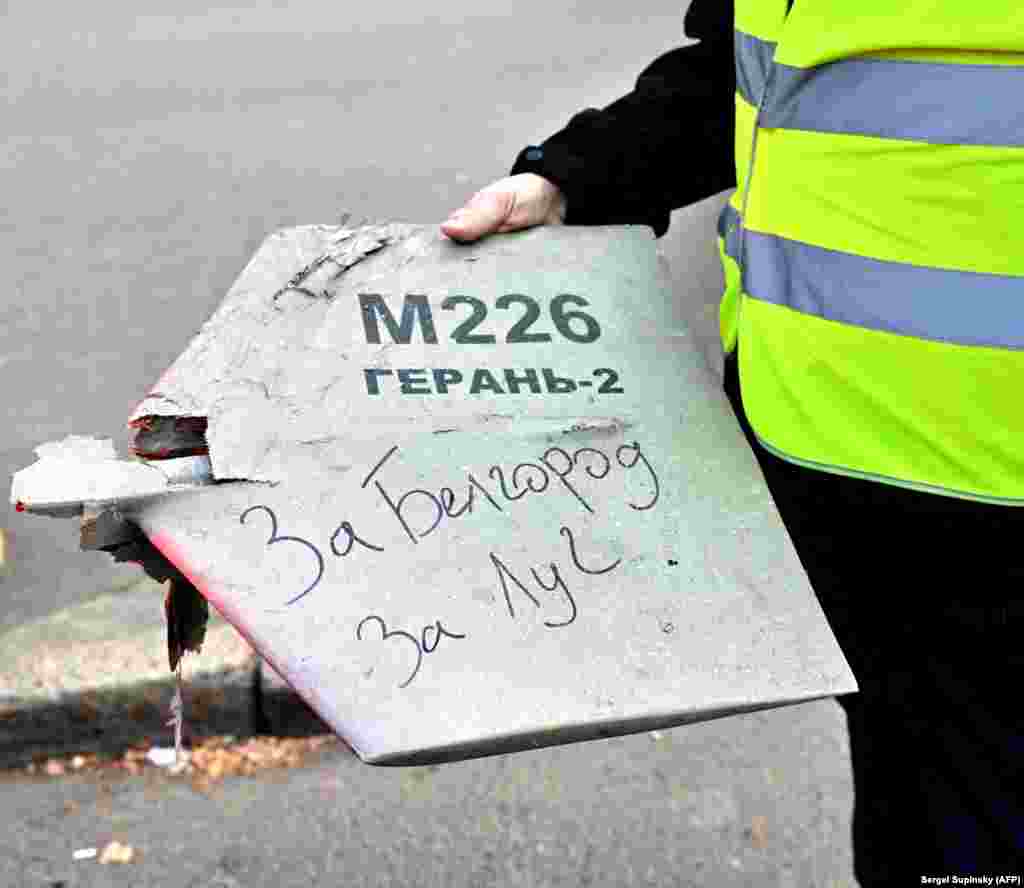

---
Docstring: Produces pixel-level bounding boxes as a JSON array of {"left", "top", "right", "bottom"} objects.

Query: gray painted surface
[
  {"left": 3, "top": 700, "right": 857, "bottom": 888},
  {"left": 126, "top": 223, "right": 855, "bottom": 763}
]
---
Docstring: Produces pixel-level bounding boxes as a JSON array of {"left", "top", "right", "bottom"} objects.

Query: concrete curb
[{"left": 0, "top": 576, "right": 327, "bottom": 769}]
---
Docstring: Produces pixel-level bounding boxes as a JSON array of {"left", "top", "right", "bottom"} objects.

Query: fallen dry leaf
[
  {"left": 7, "top": 734, "right": 340, "bottom": 785},
  {"left": 99, "top": 840, "right": 135, "bottom": 864},
  {"left": 142, "top": 685, "right": 166, "bottom": 705},
  {"left": 750, "top": 815, "right": 769, "bottom": 849},
  {"left": 185, "top": 735, "right": 336, "bottom": 784},
  {"left": 127, "top": 700, "right": 155, "bottom": 723}
]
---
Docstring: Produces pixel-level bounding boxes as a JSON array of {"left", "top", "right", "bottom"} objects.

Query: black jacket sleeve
[{"left": 508, "top": 0, "right": 736, "bottom": 238}]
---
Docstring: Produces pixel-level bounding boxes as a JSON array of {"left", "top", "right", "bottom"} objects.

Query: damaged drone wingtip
[{"left": 9, "top": 435, "right": 215, "bottom": 516}]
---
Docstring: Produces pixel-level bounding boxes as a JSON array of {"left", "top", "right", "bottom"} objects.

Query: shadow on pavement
[{"left": 0, "top": 666, "right": 337, "bottom": 771}]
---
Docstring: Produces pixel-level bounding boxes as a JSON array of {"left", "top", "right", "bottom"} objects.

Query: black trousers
[{"left": 723, "top": 352, "right": 1024, "bottom": 883}]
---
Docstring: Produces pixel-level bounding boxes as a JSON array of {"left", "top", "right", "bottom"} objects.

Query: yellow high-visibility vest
[{"left": 720, "top": 0, "right": 1024, "bottom": 503}]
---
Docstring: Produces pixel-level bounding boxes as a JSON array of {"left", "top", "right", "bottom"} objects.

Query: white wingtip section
[{"left": 9, "top": 435, "right": 215, "bottom": 514}]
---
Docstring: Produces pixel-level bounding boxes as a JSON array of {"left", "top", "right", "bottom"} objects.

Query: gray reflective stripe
[
  {"left": 717, "top": 195, "right": 1024, "bottom": 349},
  {"left": 735, "top": 30, "right": 1024, "bottom": 147},
  {"left": 720, "top": 203, "right": 1024, "bottom": 348},
  {"left": 717, "top": 204, "right": 743, "bottom": 263},
  {"left": 734, "top": 30, "right": 775, "bottom": 110},
  {"left": 742, "top": 230, "right": 1024, "bottom": 349}
]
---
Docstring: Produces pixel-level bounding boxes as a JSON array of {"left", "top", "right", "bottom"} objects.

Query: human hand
[{"left": 440, "top": 173, "right": 567, "bottom": 243}]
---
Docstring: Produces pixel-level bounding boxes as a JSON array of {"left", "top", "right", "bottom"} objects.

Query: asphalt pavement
[
  {"left": 2, "top": 2, "right": 859, "bottom": 884},
  {"left": 2, "top": 698, "right": 855, "bottom": 888}
]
